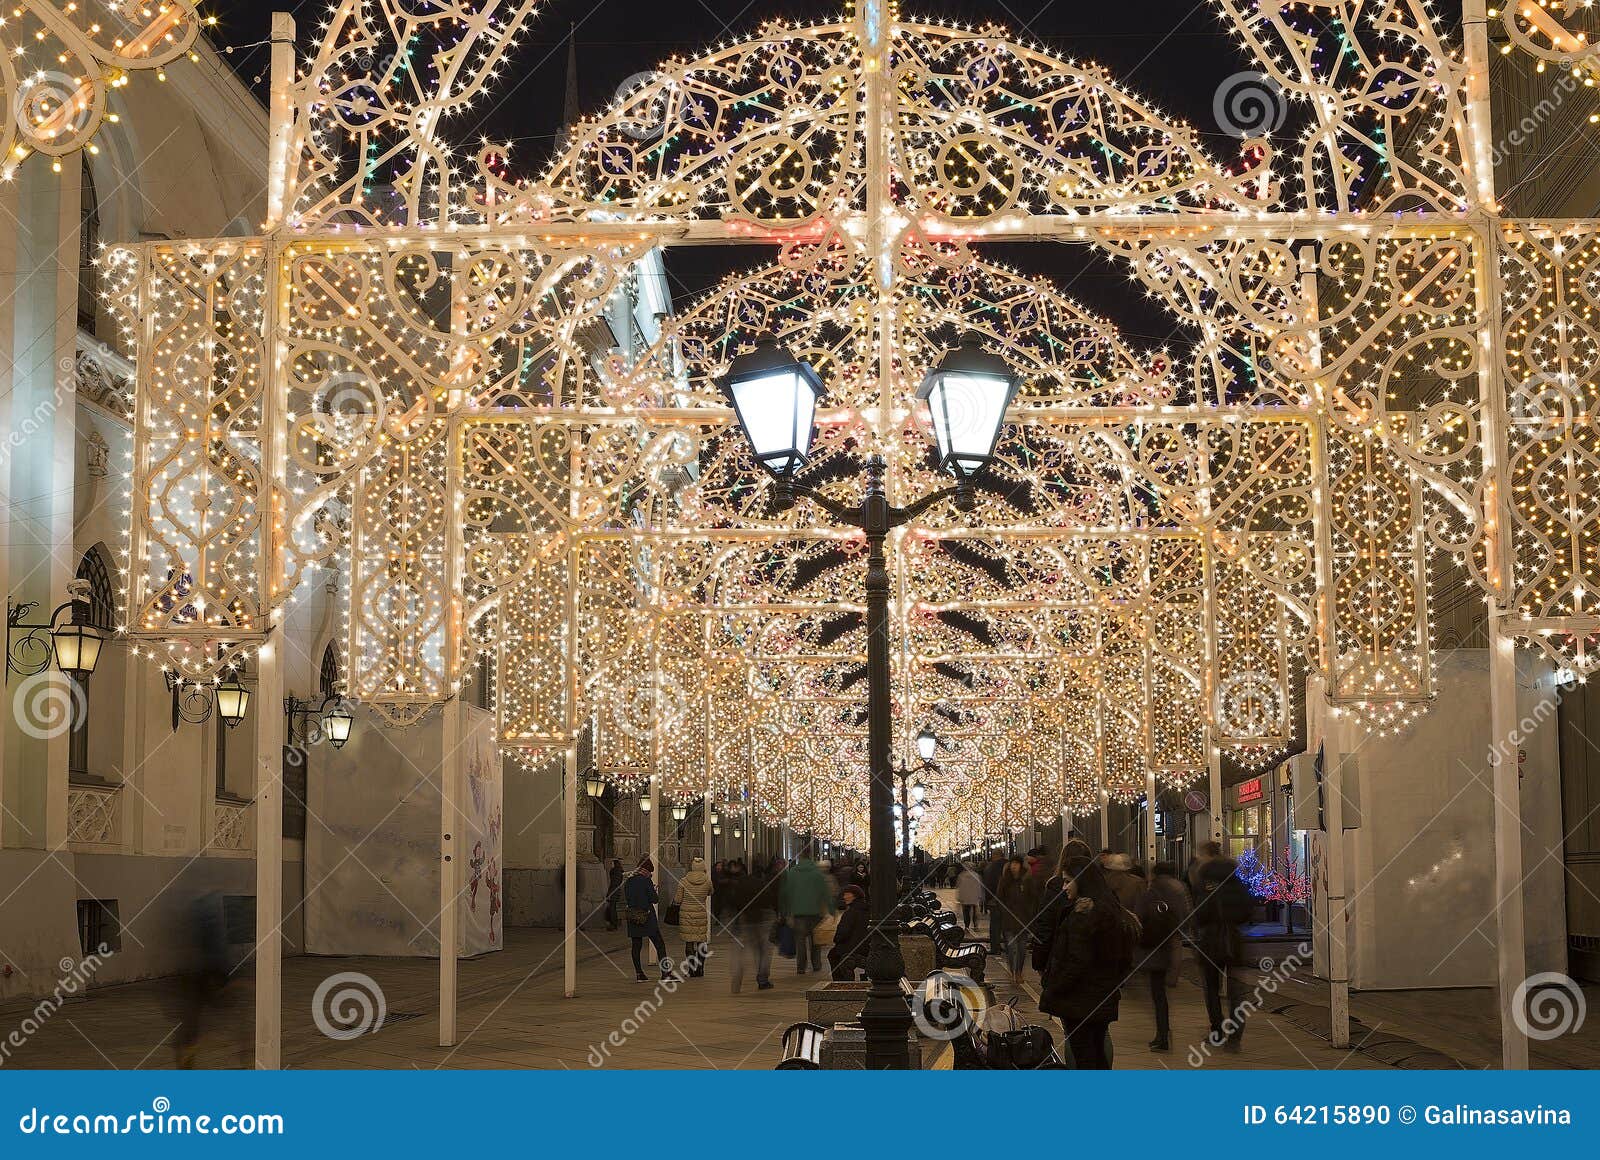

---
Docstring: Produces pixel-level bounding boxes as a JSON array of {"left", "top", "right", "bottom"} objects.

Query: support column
[
  {"left": 252, "top": 8, "right": 296, "bottom": 1072},
  {"left": 253, "top": 639, "right": 284, "bottom": 1068},
  {"left": 647, "top": 776, "right": 660, "bottom": 964},
  {"left": 1490, "top": 625, "right": 1530, "bottom": 1069},
  {"left": 1098, "top": 789, "right": 1110, "bottom": 851},
  {"left": 1144, "top": 770, "right": 1158, "bottom": 867},
  {"left": 1060, "top": 807, "right": 1072, "bottom": 850},
  {"left": 438, "top": 697, "right": 463, "bottom": 1046},
  {"left": 702, "top": 792, "right": 713, "bottom": 867},
  {"left": 1320, "top": 714, "right": 1351, "bottom": 1049},
  {"left": 1207, "top": 741, "right": 1225, "bottom": 847},
  {"left": 563, "top": 743, "right": 578, "bottom": 997}
]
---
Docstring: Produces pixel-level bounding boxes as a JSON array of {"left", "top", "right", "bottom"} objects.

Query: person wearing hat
[
  {"left": 827, "top": 882, "right": 871, "bottom": 980},
  {"left": 623, "top": 857, "right": 672, "bottom": 982}
]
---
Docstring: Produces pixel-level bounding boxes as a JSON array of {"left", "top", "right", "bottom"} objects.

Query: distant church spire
[{"left": 563, "top": 24, "right": 580, "bottom": 136}]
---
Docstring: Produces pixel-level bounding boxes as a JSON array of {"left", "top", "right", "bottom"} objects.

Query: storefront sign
[{"left": 1236, "top": 776, "right": 1264, "bottom": 805}]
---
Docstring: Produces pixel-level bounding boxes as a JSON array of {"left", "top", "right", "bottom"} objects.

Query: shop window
[{"left": 76, "top": 898, "right": 120, "bottom": 956}]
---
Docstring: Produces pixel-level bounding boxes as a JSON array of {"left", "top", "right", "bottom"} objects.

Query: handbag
[
  {"left": 625, "top": 906, "right": 651, "bottom": 926},
  {"left": 982, "top": 1025, "right": 1055, "bottom": 1070},
  {"left": 812, "top": 913, "right": 838, "bottom": 947},
  {"left": 663, "top": 903, "right": 681, "bottom": 926}
]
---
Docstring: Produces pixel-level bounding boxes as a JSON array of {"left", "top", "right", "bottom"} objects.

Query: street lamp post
[{"left": 720, "top": 335, "right": 1016, "bottom": 1069}]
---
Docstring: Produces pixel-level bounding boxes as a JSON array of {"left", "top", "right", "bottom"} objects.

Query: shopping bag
[{"left": 812, "top": 913, "right": 838, "bottom": 947}]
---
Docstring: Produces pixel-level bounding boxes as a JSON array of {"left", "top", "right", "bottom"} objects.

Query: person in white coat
[{"left": 956, "top": 863, "right": 985, "bottom": 930}]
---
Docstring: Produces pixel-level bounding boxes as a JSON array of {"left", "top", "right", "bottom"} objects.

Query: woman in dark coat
[
  {"left": 827, "top": 883, "right": 871, "bottom": 980},
  {"left": 623, "top": 857, "right": 671, "bottom": 981},
  {"left": 1038, "top": 857, "right": 1134, "bottom": 1069}
]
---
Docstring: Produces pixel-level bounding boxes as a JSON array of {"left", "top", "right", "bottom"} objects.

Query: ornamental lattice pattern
[{"left": 103, "top": 0, "right": 1600, "bottom": 849}]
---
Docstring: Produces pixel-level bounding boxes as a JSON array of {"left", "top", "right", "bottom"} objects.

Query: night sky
[{"left": 197, "top": 0, "right": 1376, "bottom": 342}]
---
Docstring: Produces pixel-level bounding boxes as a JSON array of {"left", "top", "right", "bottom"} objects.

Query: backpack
[
  {"left": 1137, "top": 891, "right": 1182, "bottom": 949},
  {"left": 1210, "top": 872, "right": 1254, "bottom": 926}
]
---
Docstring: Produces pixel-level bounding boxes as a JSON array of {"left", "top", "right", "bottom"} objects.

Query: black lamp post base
[{"left": 860, "top": 932, "right": 914, "bottom": 1068}]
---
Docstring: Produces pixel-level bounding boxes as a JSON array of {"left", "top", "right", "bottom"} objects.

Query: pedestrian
[
  {"left": 1193, "top": 852, "right": 1253, "bottom": 1050},
  {"left": 1030, "top": 838, "right": 1096, "bottom": 970},
  {"left": 827, "top": 883, "right": 871, "bottom": 980},
  {"left": 830, "top": 858, "right": 853, "bottom": 903},
  {"left": 779, "top": 850, "right": 836, "bottom": 975},
  {"left": 1137, "top": 861, "right": 1192, "bottom": 1052},
  {"left": 715, "top": 858, "right": 744, "bottom": 935},
  {"left": 675, "top": 856, "right": 713, "bottom": 977},
  {"left": 1038, "top": 856, "right": 1136, "bottom": 1069},
  {"left": 956, "top": 861, "right": 984, "bottom": 929},
  {"left": 981, "top": 850, "right": 1006, "bottom": 949},
  {"left": 605, "top": 858, "right": 624, "bottom": 931},
  {"left": 729, "top": 861, "right": 779, "bottom": 993},
  {"left": 993, "top": 855, "right": 1036, "bottom": 978},
  {"left": 1101, "top": 852, "right": 1146, "bottom": 912},
  {"left": 624, "top": 858, "right": 672, "bottom": 982},
  {"left": 1187, "top": 839, "right": 1221, "bottom": 899}
]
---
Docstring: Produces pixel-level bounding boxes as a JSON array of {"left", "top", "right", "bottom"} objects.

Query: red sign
[{"left": 1236, "top": 776, "right": 1264, "bottom": 805}]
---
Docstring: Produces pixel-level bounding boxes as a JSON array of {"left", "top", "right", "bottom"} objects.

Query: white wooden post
[
  {"left": 1490, "top": 626, "right": 1531, "bottom": 1068},
  {"left": 563, "top": 744, "right": 578, "bottom": 997},
  {"left": 253, "top": 640, "right": 284, "bottom": 1068},
  {"left": 703, "top": 792, "right": 713, "bottom": 867},
  {"left": 1206, "top": 740, "right": 1224, "bottom": 849},
  {"left": 438, "top": 698, "right": 462, "bottom": 1045},
  {"left": 251, "top": 15, "right": 295, "bottom": 1068},
  {"left": 647, "top": 775, "right": 660, "bottom": 963},
  {"left": 1144, "top": 770, "right": 1158, "bottom": 867},
  {"left": 1460, "top": 0, "right": 1528, "bottom": 1070},
  {"left": 1321, "top": 716, "right": 1351, "bottom": 1049}
]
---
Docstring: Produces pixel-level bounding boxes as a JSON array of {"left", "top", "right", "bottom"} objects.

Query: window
[
  {"left": 78, "top": 157, "right": 100, "bottom": 333},
  {"left": 76, "top": 899, "right": 119, "bottom": 956},
  {"left": 68, "top": 548, "right": 115, "bottom": 778},
  {"left": 318, "top": 643, "right": 340, "bottom": 698},
  {"left": 214, "top": 714, "right": 229, "bottom": 797}
]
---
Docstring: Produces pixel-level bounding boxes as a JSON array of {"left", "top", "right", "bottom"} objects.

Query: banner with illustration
[{"left": 459, "top": 705, "right": 503, "bottom": 954}]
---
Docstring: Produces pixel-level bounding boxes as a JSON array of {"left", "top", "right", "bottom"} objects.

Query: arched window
[
  {"left": 69, "top": 547, "right": 115, "bottom": 776},
  {"left": 319, "top": 643, "right": 340, "bottom": 698},
  {"left": 78, "top": 157, "right": 100, "bottom": 334}
]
